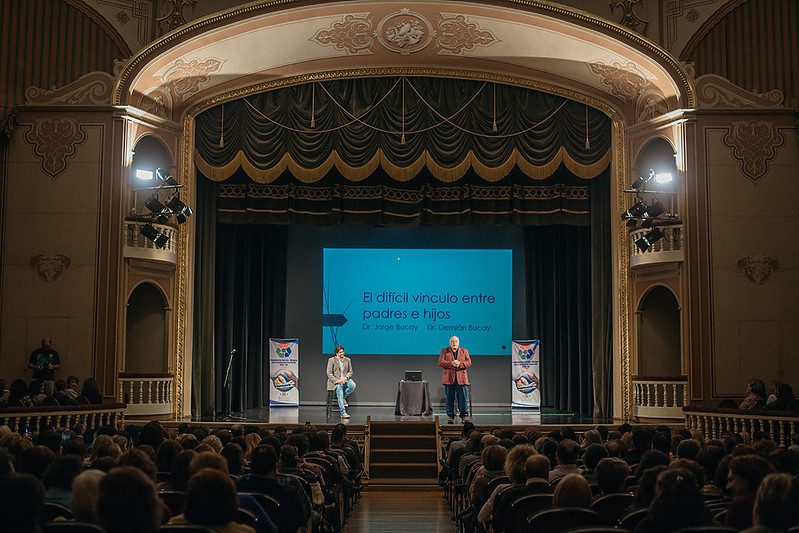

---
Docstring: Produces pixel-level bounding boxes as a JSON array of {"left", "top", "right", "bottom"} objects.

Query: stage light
[
  {"left": 140, "top": 223, "right": 170, "bottom": 248},
  {"left": 157, "top": 168, "right": 180, "bottom": 187},
  {"left": 655, "top": 172, "right": 673, "bottom": 185},
  {"left": 634, "top": 227, "right": 665, "bottom": 252},
  {"left": 135, "top": 169, "right": 153, "bottom": 180},
  {"left": 648, "top": 200, "right": 666, "bottom": 218},
  {"left": 621, "top": 201, "right": 646, "bottom": 220},
  {"left": 145, "top": 195, "right": 166, "bottom": 216}
]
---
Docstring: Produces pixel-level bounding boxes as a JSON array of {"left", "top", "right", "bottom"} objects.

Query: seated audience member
[
  {"left": 0, "top": 448, "right": 14, "bottom": 476},
  {"left": 42, "top": 454, "right": 83, "bottom": 506},
  {"left": 236, "top": 444, "right": 311, "bottom": 532},
  {"left": 52, "top": 379, "right": 78, "bottom": 405},
  {"left": 457, "top": 432, "right": 486, "bottom": 481},
  {"left": 448, "top": 421, "right": 476, "bottom": 457},
  {"left": 581, "top": 443, "right": 608, "bottom": 484},
  {"left": 676, "top": 439, "right": 702, "bottom": 461},
  {"left": 632, "top": 465, "right": 667, "bottom": 509},
  {"left": 623, "top": 429, "right": 652, "bottom": 466},
  {"left": 470, "top": 444, "right": 508, "bottom": 512},
  {"left": 745, "top": 473, "right": 799, "bottom": 533},
  {"left": 634, "top": 450, "right": 670, "bottom": 479},
  {"left": 18, "top": 445, "right": 56, "bottom": 478},
  {"left": 98, "top": 466, "right": 163, "bottom": 533},
  {"left": 28, "top": 379, "right": 48, "bottom": 405},
  {"left": 80, "top": 377, "right": 103, "bottom": 404},
  {"left": 279, "top": 444, "right": 324, "bottom": 507},
  {"left": 726, "top": 454, "right": 776, "bottom": 530},
  {"left": 765, "top": 382, "right": 796, "bottom": 411},
  {"left": 8, "top": 378, "right": 32, "bottom": 407},
  {"left": 594, "top": 457, "right": 631, "bottom": 498},
  {"left": 0, "top": 378, "right": 9, "bottom": 407},
  {"left": 202, "top": 435, "right": 224, "bottom": 454},
  {"left": 167, "top": 449, "right": 197, "bottom": 491},
  {"left": 286, "top": 433, "right": 326, "bottom": 491},
  {"left": 71, "top": 469, "right": 105, "bottom": 526},
  {"left": 64, "top": 375, "right": 81, "bottom": 401},
  {"left": 155, "top": 439, "right": 183, "bottom": 476},
  {"left": 0, "top": 473, "right": 45, "bottom": 533},
  {"left": 696, "top": 444, "right": 727, "bottom": 496},
  {"left": 189, "top": 450, "right": 229, "bottom": 475},
  {"left": 243, "top": 432, "right": 261, "bottom": 461},
  {"left": 169, "top": 468, "right": 255, "bottom": 533},
  {"left": 634, "top": 468, "right": 709, "bottom": 533},
  {"left": 137, "top": 420, "right": 166, "bottom": 450},
  {"left": 650, "top": 430, "right": 672, "bottom": 456},
  {"left": 581, "top": 429, "right": 603, "bottom": 448},
  {"left": 221, "top": 442, "right": 245, "bottom": 476},
  {"left": 491, "top": 453, "right": 551, "bottom": 533},
  {"left": 116, "top": 448, "right": 158, "bottom": 482},
  {"left": 549, "top": 439, "right": 580, "bottom": 483},
  {"left": 477, "top": 444, "right": 538, "bottom": 528},
  {"left": 740, "top": 379, "right": 767, "bottom": 410},
  {"left": 553, "top": 473, "right": 592, "bottom": 508}
]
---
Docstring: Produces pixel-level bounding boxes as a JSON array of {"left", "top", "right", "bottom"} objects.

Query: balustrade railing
[
  {"left": 684, "top": 405, "right": 799, "bottom": 447},
  {"left": 0, "top": 403, "right": 126, "bottom": 433},
  {"left": 123, "top": 220, "right": 178, "bottom": 264},
  {"left": 119, "top": 373, "right": 174, "bottom": 417},
  {"left": 633, "top": 376, "right": 687, "bottom": 419},
  {"left": 630, "top": 223, "right": 684, "bottom": 267}
]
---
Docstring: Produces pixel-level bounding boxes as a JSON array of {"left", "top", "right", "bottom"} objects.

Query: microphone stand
[{"left": 219, "top": 349, "right": 245, "bottom": 422}]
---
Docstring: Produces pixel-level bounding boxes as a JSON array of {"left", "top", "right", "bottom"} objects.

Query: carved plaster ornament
[
  {"left": 143, "top": 57, "right": 224, "bottom": 119},
  {"left": 722, "top": 120, "right": 786, "bottom": 184},
  {"left": 24, "top": 118, "right": 86, "bottom": 180},
  {"left": 696, "top": 74, "right": 784, "bottom": 109},
  {"left": 30, "top": 254, "right": 71, "bottom": 282},
  {"left": 436, "top": 13, "right": 498, "bottom": 55},
  {"left": 25, "top": 72, "right": 114, "bottom": 106},
  {"left": 586, "top": 60, "right": 667, "bottom": 121},
  {"left": 609, "top": 0, "right": 649, "bottom": 35},
  {"left": 311, "top": 13, "right": 374, "bottom": 55},
  {"left": 736, "top": 255, "right": 779, "bottom": 286},
  {"left": 375, "top": 9, "right": 435, "bottom": 55}
]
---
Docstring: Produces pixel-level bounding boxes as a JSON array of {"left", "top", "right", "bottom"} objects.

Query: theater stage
[{"left": 187, "top": 405, "right": 611, "bottom": 429}]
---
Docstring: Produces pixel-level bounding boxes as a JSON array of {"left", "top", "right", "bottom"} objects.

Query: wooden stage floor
[{"left": 187, "top": 405, "right": 611, "bottom": 428}]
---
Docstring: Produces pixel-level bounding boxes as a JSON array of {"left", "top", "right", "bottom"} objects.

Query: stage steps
[{"left": 368, "top": 420, "right": 439, "bottom": 489}]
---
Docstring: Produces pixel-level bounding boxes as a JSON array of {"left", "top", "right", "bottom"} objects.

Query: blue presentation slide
[{"left": 322, "top": 248, "right": 512, "bottom": 355}]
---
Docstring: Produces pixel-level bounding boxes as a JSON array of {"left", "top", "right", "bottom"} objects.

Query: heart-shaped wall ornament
[
  {"left": 29, "top": 254, "right": 71, "bottom": 282},
  {"left": 736, "top": 255, "right": 779, "bottom": 286}
]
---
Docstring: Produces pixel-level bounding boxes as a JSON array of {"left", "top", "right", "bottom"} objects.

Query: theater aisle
[{"left": 344, "top": 490, "right": 456, "bottom": 532}]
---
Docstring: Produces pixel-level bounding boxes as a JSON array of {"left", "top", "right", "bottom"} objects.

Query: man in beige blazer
[{"left": 327, "top": 345, "right": 356, "bottom": 418}]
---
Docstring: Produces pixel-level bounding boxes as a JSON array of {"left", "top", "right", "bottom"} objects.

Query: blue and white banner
[
  {"left": 511, "top": 339, "right": 541, "bottom": 408},
  {"left": 268, "top": 338, "right": 299, "bottom": 407}
]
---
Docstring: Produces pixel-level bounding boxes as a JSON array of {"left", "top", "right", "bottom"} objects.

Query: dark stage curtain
[
  {"left": 212, "top": 225, "right": 287, "bottom": 413},
  {"left": 524, "top": 170, "right": 610, "bottom": 416},
  {"left": 195, "top": 77, "right": 611, "bottom": 184}
]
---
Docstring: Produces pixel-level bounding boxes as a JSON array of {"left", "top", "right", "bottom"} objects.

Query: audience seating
[
  {"left": 675, "top": 527, "right": 736, "bottom": 532},
  {"left": 591, "top": 493, "right": 634, "bottom": 524},
  {"left": 506, "top": 493, "right": 554, "bottom": 533},
  {"left": 158, "top": 490, "right": 187, "bottom": 516},
  {"left": 39, "top": 502, "right": 73, "bottom": 524},
  {"left": 618, "top": 508, "right": 648, "bottom": 530},
  {"left": 159, "top": 526, "right": 216, "bottom": 532},
  {"left": 44, "top": 523, "right": 104, "bottom": 533},
  {"left": 525, "top": 507, "right": 603, "bottom": 533},
  {"left": 240, "top": 492, "right": 289, "bottom": 533}
]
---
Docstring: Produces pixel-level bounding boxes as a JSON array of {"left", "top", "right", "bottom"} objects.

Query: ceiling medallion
[{"left": 375, "top": 9, "right": 435, "bottom": 55}]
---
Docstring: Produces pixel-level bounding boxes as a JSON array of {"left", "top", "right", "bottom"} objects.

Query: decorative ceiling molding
[
  {"left": 311, "top": 13, "right": 374, "bottom": 55},
  {"left": 23, "top": 118, "right": 87, "bottom": 180},
  {"left": 157, "top": 0, "right": 198, "bottom": 35},
  {"left": 436, "top": 13, "right": 498, "bottom": 56},
  {"left": 696, "top": 74, "right": 784, "bottom": 109},
  {"left": 678, "top": 0, "right": 748, "bottom": 60},
  {"left": 722, "top": 120, "right": 786, "bottom": 184},
  {"left": 30, "top": 254, "right": 71, "bottom": 282},
  {"left": 375, "top": 8, "right": 436, "bottom": 55},
  {"left": 89, "top": 0, "right": 153, "bottom": 49},
  {"left": 586, "top": 60, "right": 667, "bottom": 121},
  {"left": 142, "top": 57, "right": 225, "bottom": 119},
  {"left": 25, "top": 71, "right": 115, "bottom": 106},
  {"left": 662, "top": 0, "right": 728, "bottom": 54},
  {"left": 609, "top": 0, "right": 649, "bottom": 36},
  {"left": 736, "top": 255, "right": 779, "bottom": 286}
]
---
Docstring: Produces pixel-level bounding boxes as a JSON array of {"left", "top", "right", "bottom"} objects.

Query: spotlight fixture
[
  {"left": 648, "top": 200, "right": 666, "bottom": 218},
  {"left": 634, "top": 227, "right": 665, "bottom": 252},
  {"left": 140, "top": 223, "right": 170, "bottom": 248},
  {"left": 621, "top": 201, "right": 646, "bottom": 220},
  {"left": 166, "top": 196, "right": 193, "bottom": 224},
  {"left": 135, "top": 169, "right": 153, "bottom": 180},
  {"left": 145, "top": 195, "right": 166, "bottom": 216},
  {"left": 655, "top": 172, "right": 673, "bottom": 185},
  {"left": 156, "top": 168, "right": 180, "bottom": 187}
]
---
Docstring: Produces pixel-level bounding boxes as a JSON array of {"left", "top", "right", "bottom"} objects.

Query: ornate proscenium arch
[
  {"left": 110, "top": 0, "right": 697, "bottom": 419},
  {"left": 113, "top": 0, "right": 695, "bottom": 125}
]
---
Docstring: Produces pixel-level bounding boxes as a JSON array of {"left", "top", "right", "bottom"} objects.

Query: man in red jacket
[{"left": 439, "top": 336, "right": 472, "bottom": 423}]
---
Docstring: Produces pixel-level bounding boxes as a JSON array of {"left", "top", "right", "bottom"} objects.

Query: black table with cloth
[{"left": 395, "top": 380, "right": 433, "bottom": 416}]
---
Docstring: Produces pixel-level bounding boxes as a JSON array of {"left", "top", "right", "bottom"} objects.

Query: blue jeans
[
  {"left": 444, "top": 384, "right": 468, "bottom": 418},
  {"left": 335, "top": 379, "right": 356, "bottom": 413}
]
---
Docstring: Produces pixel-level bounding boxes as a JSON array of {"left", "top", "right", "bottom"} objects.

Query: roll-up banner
[
  {"left": 268, "top": 338, "right": 299, "bottom": 407},
  {"left": 511, "top": 339, "right": 541, "bottom": 409}
]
